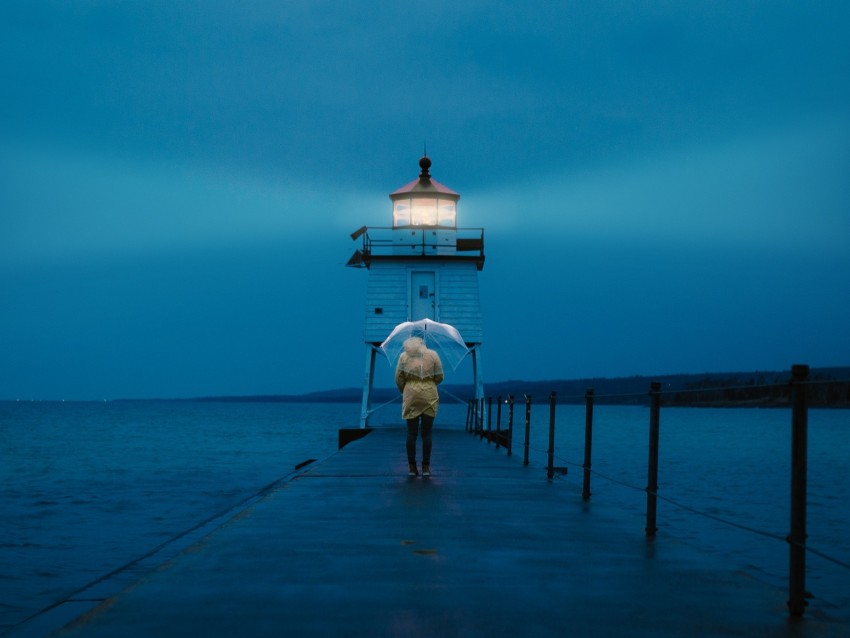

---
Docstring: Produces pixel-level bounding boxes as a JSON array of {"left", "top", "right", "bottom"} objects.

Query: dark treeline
[
  {"left": 460, "top": 367, "right": 850, "bottom": 408},
  {"left": 663, "top": 369, "right": 850, "bottom": 408},
  {"left": 196, "top": 367, "right": 850, "bottom": 408}
]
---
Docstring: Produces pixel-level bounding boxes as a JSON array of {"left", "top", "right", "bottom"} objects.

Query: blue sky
[{"left": 2, "top": 1, "right": 849, "bottom": 400}]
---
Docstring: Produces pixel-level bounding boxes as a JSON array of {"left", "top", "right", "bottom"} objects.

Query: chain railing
[{"left": 467, "top": 364, "right": 850, "bottom": 620}]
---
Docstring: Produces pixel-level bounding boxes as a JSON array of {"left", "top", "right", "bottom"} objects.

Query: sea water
[
  {"left": 0, "top": 400, "right": 372, "bottom": 634},
  {"left": 0, "top": 400, "right": 848, "bottom": 632}
]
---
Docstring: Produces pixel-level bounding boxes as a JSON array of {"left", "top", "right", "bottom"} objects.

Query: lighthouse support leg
[{"left": 360, "top": 345, "right": 377, "bottom": 428}]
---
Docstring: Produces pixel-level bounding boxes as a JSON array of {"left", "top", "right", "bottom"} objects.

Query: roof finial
[
  {"left": 423, "top": 140, "right": 427, "bottom": 157},
  {"left": 418, "top": 153, "right": 432, "bottom": 181}
]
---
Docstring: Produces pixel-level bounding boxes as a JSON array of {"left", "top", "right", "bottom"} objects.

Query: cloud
[
  {"left": 466, "top": 117, "right": 850, "bottom": 254},
  {"left": 0, "top": 143, "right": 380, "bottom": 265}
]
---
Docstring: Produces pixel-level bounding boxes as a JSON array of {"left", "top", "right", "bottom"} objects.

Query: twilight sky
[{"left": 2, "top": 1, "right": 849, "bottom": 400}]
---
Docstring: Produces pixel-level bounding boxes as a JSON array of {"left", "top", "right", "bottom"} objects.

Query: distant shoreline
[
  {"left": 184, "top": 366, "right": 850, "bottom": 409},
  {"left": 7, "top": 367, "right": 848, "bottom": 407}
]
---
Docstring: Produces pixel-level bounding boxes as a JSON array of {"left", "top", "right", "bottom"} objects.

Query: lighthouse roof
[
  {"left": 389, "top": 156, "right": 460, "bottom": 200},
  {"left": 390, "top": 177, "right": 459, "bottom": 197}
]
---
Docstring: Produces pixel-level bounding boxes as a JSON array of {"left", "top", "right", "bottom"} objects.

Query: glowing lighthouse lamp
[{"left": 348, "top": 156, "right": 486, "bottom": 427}]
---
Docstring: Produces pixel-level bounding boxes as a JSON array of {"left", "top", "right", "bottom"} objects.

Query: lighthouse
[{"left": 347, "top": 156, "right": 485, "bottom": 427}]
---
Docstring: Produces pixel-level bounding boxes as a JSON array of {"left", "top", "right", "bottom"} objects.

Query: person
[{"left": 395, "top": 336, "right": 444, "bottom": 477}]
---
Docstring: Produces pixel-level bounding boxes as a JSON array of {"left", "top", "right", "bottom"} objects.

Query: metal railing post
[
  {"left": 582, "top": 389, "right": 594, "bottom": 501},
  {"left": 547, "top": 391, "right": 557, "bottom": 480},
  {"left": 523, "top": 395, "right": 532, "bottom": 467},
  {"left": 646, "top": 381, "right": 661, "bottom": 537},
  {"left": 507, "top": 395, "right": 514, "bottom": 456},
  {"left": 479, "top": 397, "right": 486, "bottom": 436},
  {"left": 495, "top": 396, "right": 503, "bottom": 450},
  {"left": 788, "top": 364, "right": 809, "bottom": 617},
  {"left": 487, "top": 396, "right": 493, "bottom": 441}
]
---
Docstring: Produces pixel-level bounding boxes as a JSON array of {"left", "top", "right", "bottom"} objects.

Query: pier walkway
[{"left": 48, "top": 428, "right": 847, "bottom": 636}]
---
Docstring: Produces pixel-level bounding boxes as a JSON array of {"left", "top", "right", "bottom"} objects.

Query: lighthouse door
[{"left": 410, "top": 271, "right": 436, "bottom": 320}]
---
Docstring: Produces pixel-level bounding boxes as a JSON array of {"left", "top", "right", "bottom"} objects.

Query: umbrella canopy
[{"left": 380, "top": 319, "right": 470, "bottom": 372}]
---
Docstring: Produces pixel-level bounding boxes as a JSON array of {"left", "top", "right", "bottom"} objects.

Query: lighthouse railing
[{"left": 356, "top": 227, "right": 485, "bottom": 261}]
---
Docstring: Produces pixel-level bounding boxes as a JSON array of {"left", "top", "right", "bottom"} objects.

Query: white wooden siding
[
  {"left": 363, "top": 260, "right": 483, "bottom": 344},
  {"left": 436, "top": 263, "right": 483, "bottom": 343},
  {"left": 363, "top": 263, "right": 408, "bottom": 342}
]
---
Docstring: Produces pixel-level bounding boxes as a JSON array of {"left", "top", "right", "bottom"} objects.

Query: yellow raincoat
[{"left": 395, "top": 337, "right": 444, "bottom": 420}]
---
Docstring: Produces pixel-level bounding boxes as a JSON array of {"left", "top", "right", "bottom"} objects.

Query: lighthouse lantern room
[{"left": 348, "top": 156, "right": 486, "bottom": 427}]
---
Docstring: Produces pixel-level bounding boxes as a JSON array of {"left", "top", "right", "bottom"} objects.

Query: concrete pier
[{"left": 38, "top": 428, "right": 849, "bottom": 636}]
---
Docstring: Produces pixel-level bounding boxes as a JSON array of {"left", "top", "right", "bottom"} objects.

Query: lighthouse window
[
  {"left": 410, "top": 198, "right": 437, "bottom": 226},
  {"left": 437, "top": 201, "right": 456, "bottom": 227},
  {"left": 393, "top": 201, "right": 410, "bottom": 227},
  {"left": 394, "top": 197, "right": 454, "bottom": 227}
]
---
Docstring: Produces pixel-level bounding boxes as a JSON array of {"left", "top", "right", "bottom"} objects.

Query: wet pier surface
[{"left": 32, "top": 428, "right": 849, "bottom": 636}]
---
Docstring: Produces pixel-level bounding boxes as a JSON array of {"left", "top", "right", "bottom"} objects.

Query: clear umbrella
[{"left": 380, "top": 319, "right": 470, "bottom": 375}]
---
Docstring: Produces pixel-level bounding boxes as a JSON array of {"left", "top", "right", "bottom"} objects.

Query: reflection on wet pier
[{"left": 42, "top": 420, "right": 848, "bottom": 637}]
